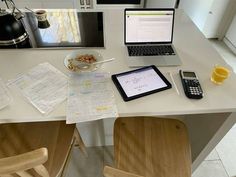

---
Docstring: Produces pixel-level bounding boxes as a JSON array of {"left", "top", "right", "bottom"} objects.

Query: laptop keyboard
[{"left": 128, "top": 45, "right": 176, "bottom": 56}]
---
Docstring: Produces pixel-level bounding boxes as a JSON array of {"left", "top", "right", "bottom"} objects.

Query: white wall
[
  {"left": 224, "top": 14, "right": 236, "bottom": 54},
  {"left": 179, "top": 0, "right": 233, "bottom": 38},
  {"left": 179, "top": 0, "right": 214, "bottom": 31},
  {"left": 202, "top": 0, "right": 231, "bottom": 38},
  {"left": 217, "top": 0, "right": 236, "bottom": 40},
  {"left": 226, "top": 14, "right": 236, "bottom": 47}
]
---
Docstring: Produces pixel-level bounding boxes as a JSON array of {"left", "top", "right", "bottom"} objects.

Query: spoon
[
  {"left": 91, "top": 58, "right": 115, "bottom": 65},
  {"left": 76, "top": 58, "right": 116, "bottom": 69}
]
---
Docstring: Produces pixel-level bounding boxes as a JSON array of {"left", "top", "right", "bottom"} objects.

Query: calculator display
[{"left": 183, "top": 72, "right": 196, "bottom": 78}]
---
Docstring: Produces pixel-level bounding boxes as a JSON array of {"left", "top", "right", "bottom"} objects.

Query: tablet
[{"left": 112, "top": 65, "right": 172, "bottom": 101}]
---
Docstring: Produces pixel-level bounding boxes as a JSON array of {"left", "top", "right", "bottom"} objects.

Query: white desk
[{"left": 0, "top": 9, "right": 236, "bottom": 171}]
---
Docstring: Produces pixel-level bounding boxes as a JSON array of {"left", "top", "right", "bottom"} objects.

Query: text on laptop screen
[{"left": 125, "top": 10, "right": 174, "bottom": 43}]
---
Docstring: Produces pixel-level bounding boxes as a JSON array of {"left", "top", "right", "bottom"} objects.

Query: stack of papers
[
  {"left": 66, "top": 72, "right": 118, "bottom": 123},
  {"left": 8, "top": 63, "right": 68, "bottom": 115},
  {"left": 0, "top": 78, "right": 12, "bottom": 110},
  {"left": 6, "top": 63, "right": 118, "bottom": 122}
]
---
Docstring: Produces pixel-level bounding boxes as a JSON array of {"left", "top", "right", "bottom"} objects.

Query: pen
[{"left": 168, "top": 72, "right": 180, "bottom": 95}]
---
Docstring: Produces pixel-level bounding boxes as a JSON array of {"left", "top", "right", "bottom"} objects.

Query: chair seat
[{"left": 114, "top": 117, "right": 191, "bottom": 177}]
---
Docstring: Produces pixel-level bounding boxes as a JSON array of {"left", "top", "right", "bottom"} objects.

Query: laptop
[{"left": 124, "top": 8, "right": 182, "bottom": 67}]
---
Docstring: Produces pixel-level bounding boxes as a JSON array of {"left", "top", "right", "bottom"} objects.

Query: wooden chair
[
  {"left": 103, "top": 117, "right": 191, "bottom": 177},
  {"left": 0, "top": 148, "right": 49, "bottom": 177},
  {"left": 0, "top": 121, "right": 87, "bottom": 177}
]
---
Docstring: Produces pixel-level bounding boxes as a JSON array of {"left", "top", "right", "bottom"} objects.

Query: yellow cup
[{"left": 211, "top": 66, "right": 230, "bottom": 84}]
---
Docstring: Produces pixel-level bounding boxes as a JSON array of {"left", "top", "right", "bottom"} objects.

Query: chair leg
[
  {"left": 60, "top": 138, "right": 76, "bottom": 177},
  {"left": 73, "top": 127, "right": 88, "bottom": 157},
  {"left": 60, "top": 127, "right": 88, "bottom": 177}
]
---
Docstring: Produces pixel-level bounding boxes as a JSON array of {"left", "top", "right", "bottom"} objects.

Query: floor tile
[
  {"left": 205, "top": 149, "right": 220, "bottom": 161},
  {"left": 216, "top": 128, "right": 236, "bottom": 177},
  {"left": 65, "top": 146, "right": 104, "bottom": 177},
  {"left": 103, "top": 145, "right": 114, "bottom": 167},
  {"left": 192, "top": 160, "right": 229, "bottom": 177}
]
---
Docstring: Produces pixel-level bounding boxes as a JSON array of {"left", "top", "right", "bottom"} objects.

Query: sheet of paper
[
  {"left": 0, "top": 78, "right": 12, "bottom": 110},
  {"left": 67, "top": 72, "right": 118, "bottom": 123},
  {"left": 8, "top": 63, "right": 67, "bottom": 115}
]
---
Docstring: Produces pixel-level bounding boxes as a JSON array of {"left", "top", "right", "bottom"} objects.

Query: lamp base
[{"left": 38, "top": 20, "right": 50, "bottom": 29}]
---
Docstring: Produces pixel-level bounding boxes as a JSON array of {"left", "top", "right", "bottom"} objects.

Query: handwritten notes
[
  {"left": 0, "top": 78, "right": 12, "bottom": 110},
  {"left": 66, "top": 72, "right": 118, "bottom": 123},
  {"left": 117, "top": 68, "right": 167, "bottom": 97},
  {"left": 8, "top": 63, "right": 67, "bottom": 114}
]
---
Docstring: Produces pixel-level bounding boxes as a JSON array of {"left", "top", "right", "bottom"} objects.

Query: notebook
[{"left": 124, "top": 8, "right": 182, "bottom": 67}]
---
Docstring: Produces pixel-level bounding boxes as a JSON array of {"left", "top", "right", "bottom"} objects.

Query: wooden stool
[
  {"left": 104, "top": 117, "right": 191, "bottom": 177},
  {"left": 0, "top": 121, "right": 87, "bottom": 177}
]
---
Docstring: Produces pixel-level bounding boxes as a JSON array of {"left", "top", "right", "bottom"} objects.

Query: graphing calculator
[{"left": 179, "top": 70, "right": 203, "bottom": 99}]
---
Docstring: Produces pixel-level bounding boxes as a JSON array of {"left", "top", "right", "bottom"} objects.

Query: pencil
[{"left": 168, "top": 72, "right": 180, "bottom": 95}]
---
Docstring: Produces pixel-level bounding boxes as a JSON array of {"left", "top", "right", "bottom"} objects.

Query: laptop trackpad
[{"left": 128, "top": 56, "right": 180, "bottom": 67}]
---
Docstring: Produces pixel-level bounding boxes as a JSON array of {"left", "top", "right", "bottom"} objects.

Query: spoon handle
[{"left": 93, "top": 58, "right": 115, "bottom": 65}]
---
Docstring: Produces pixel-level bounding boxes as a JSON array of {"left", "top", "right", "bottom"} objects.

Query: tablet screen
[{"left": 116, "top": 67, "right": 168, "bottom": 97}]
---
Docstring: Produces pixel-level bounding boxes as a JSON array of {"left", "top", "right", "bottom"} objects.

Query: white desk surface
[{"left": 0, "top": 9, "right": 236, "bottom": 123}]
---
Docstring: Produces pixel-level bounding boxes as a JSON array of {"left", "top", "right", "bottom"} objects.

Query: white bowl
[{"left": 64, "top": 50, "right": 103, "bottom": 73}]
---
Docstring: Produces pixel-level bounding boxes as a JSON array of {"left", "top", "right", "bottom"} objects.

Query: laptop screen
[{"left": 125, "top": 9, "right": 175, "bottom": 44}]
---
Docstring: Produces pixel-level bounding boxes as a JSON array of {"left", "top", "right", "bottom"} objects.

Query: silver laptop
[{"left": 124, "top": 8, "right": 182, "bottom": 67}]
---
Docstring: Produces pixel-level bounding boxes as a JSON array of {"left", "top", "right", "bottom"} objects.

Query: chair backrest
[
  {"left": 0, "top": 121, "right": 76, "bottom": 177},
  {"left": 0, "top": 148, "right": 49, "bottom": 177},
  {"left": 112, "top": 117, "right": 191, "bottom": 177}
]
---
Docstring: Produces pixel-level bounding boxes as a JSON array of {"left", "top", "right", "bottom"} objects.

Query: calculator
[{"left": 179, "top": 70, "right": 203, "bottom": 99}]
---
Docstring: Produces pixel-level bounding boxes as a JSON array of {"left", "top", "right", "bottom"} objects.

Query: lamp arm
[{"left": 1, "top": 0, "right": 25, "bottom": 19}]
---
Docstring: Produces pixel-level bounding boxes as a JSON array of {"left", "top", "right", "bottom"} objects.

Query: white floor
[
  {"left": 65, "top": 146, "right": 114, "bottom": 177},
  {"left": 65, "top": 39, "right": 236, "bottom": 177},
  {"left": 193, "top": 124, "right": 236, "bottom": 177}
]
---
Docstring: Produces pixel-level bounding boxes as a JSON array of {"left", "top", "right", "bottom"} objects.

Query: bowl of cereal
[{"left": 64, "top": 50, "right": 103, "bottom": 72}]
